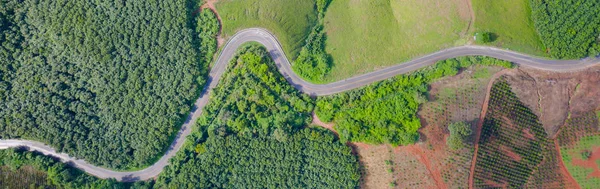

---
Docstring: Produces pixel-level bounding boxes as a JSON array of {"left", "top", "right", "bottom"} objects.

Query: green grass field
[
  {"left": 215, "top": 0, "right": 318, "bottom": 59},
  {"left": 471, "top": 0, "right": 546, "bottom": 57},
  {"left": 561, "top": 135, "right": 600, "bottom": 189},
  {"left": 322, "top": 0, "right": 471, "bottom": 81}
]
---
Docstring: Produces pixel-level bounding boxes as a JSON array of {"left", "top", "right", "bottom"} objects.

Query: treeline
[
  {"left": 293, "top": 0, "right": 332, "bottom": 82},
  {"left": 530, "top": 0, "right": 600, "bottom": 59},
  {"left": 154, "top": 45, "right": 360, "bottom": 188},
  {"left": 316, "top": 56, "right": 513, "bottom": 145},
  {"left": 0, "top": 0, "right": 216, "bottom": 169}
]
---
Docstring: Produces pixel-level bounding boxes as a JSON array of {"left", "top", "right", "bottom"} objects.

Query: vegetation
[
  {"left": 560, "top": 134, "right": 600, "bottom": 189},
  {"left": 322, "top": 0, "right": 470, "bottom": 81},
  {"left": 474, "top": 32, "right": 493, "bottom": 43},
  {"left": 316, "top": 56, "right": 513, "bottom": 145},
  {"left": 216, "top": 0, "right": 318, "bottom": 59},
  {"left": 0, "top": 149, "right": 125, "bottom": 188},
  {"left": 530, "top": 0, "right": 600, "bottom": 59},
  {"left": 0, "top": 0, "right": 215, "bottom": 169},
  {"left": 292, "top": 0, "right": 332, "bottom": 83},
  {"left": 473, "top": 79, "right": 549, "bottom": 188},
  {"left": 447, "top": 122, "right": 472, "bottom": 150},
  {"left": 472, "top": 0, "right": 546, "bottom": 56},
  {"left": 155, "top": 45, "right": 360, "bottom": 188},
  {"left": 197, "top": 9, "right": 220, "bottom": 65}
]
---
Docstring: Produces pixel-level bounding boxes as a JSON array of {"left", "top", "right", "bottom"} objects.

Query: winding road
[{"left": 1, "top": 28, "right": 599, "bottom": 181}]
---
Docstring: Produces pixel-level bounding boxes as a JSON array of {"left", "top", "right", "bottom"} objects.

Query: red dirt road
[
  {"left": 468, "top": 69, "right": 511, "bottom": 189},
  {"left": 403, "top": 145, "right": 448, "bottom": 189}
]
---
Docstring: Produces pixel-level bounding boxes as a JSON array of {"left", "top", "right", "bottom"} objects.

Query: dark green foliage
[
  {"left": 292, "top": 0, "right": 332, "bottom": 82},
  {"left": 0, "top": 149, "right": 126, "bottom": 189},
  {"left": 447, "top": 121, "right": 472, "bottom": 150},
  {"left": 197, "top": 45, "right": 314, "bottom": 136},
  {"left": 0, "top": 0, "right": 213, "bottom": 169},
  {"left": 155, "top": 128, "right": 360, "bottom": 189},
  {"left": 530, "top": 0, "right": 600, "bottom": 58},
  {"left": 316, "top": 56, "right": 513, "bottom": 145},
  {"left": 474, "top": 79, "right": 547, "bottom": 188},
  {"left": 581, "top": 150, "right": 592, "bottom": 160},
  {"left": 154, "top": 46, "right": 359, "bottom": 188}
]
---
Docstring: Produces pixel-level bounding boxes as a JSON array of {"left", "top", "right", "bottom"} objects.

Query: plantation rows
[
  {"left": 473, "top": 79, "right": 549, "bottom": 188},
  {"left": 556, "top": 112, "right": 600, "bottom": 189}
]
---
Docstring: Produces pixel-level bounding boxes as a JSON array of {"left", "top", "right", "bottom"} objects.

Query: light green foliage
[
  {"left": 197, "top": 45, "right": 314, "bottom": 136},
  {"left": 216, "top": 0, "right": 318, "bottom": 59},
  {"left": 155, "top": 46, "right": 359, "bottom": 188},
  {"left": 316, "top": 56, "right": 513, "bottom": 145},
  {"left": 561, "top": 135, "right": 600, "bottom": 188},
  {"left": 530, "top": 0, "right": 600, "bottom": 58},
  {"left": 474, "top": 32, "right": 492, "bottom": 43},
  {"left": 0, "top": 0, "right": 212, "bottom": 169},
  {"left": 0, "top": 149, "right": 124, "bottom": 188},
  {"left": 322, "top": 0, "right": 470, "bottom": 81},
  {"left": 596, "top": 111, "right": 600, "bottom": 123},
  {"left": 197, "top": 9, "right": 220, "bottom": 65},
  {"left": 447, "top": 122, "right": 472, "bottom": 150},
  {"left": 293, "top": 0, "right": 332, "bottom": 83},
  {"left": 472, "top": 0, "right": 546, "bottom": 56}
]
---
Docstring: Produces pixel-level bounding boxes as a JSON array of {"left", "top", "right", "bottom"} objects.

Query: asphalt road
[{"left": 1, "top": 28, "right": 598, "bottom": 181}]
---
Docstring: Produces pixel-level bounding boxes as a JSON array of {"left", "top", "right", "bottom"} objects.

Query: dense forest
[
  {"left": 316, "top": 56, "right": 513, "bottom": 145},
  {"left": 154, "top": 45, "right": 360, "bottom": 188},
  {"left": 293, "top": 0, "right": 332, "bottom": 82},
  {"left": 0, "top": 0, "right": 217, "bottom": 169},
  {"left": 530, "top": 0, "right": 600, "bottom": 59}
]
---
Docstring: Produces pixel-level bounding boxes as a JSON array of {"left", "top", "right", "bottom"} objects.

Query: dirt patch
[
  {"left": 500, "top": 145, "right": 522, "bottom": 161},
  {"left": 311, "top": 112, "right": 337, "bottom": 135},
  {"left": 503, "top": 65, "right": 600, "bottom": 137},
  {"left": 523, "top": 128, "right": 535, "bottom": 140},
  {"left": 353, "top": 144, "right": 394, "bottom": 189},
  {"left": 571, "top": 146, "right": 600, "bottom": 179}
]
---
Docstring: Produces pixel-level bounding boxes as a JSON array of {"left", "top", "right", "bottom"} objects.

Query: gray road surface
[{"left": 1, "top": 28, "right": 598, "bottom": 181}]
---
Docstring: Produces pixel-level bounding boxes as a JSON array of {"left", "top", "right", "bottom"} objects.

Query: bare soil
[
  {"left": 504, "top": 65, "right": 600, "bottom": 137},
  {"left": 500, "top": 145, "right": 522, "bottom": 161},
  {"left": 555, "top": 140, "right": 582, "bottom": 189},
  {"left": 311, "top": 112, "right": 337, "bottom": 135}
]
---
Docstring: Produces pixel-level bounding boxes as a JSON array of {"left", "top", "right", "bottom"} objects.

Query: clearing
[
  {"left": 0, "top": 166, "right": 51, "bottom": 188},
  {"left": 558, "top": 116, "right": 600, "bottom": 189},
  {"left": 322, "top": 0, "right": 471, "bottom": 82},
  {"left": 215, "top": 0, "right": 318, "bottom": 59},
  {"left": 471, "top": 0, "right": 546, "bottom": 56}
]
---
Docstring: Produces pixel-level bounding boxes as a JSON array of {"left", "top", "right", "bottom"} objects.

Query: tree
[{"left": 447, "top": 122, "right": 472, "bottom": 150}]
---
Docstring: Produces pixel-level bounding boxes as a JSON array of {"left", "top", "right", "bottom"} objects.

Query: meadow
[
  {"left": 471, "top": 0, "right": 547, "bottom": 57},
  {"left": 322, "top": 0, "right": 471, "bottom": 81},
  {"left": 216, "top": 0, "right": 318, "bottom": 59}
]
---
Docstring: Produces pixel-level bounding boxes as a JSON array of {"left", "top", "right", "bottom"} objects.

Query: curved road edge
[{"left": 1, "top": 28, "right": 599, "bottom": 181}]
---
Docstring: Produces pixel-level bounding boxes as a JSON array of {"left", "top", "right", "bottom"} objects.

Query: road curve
[{"left": 1, "top": 28, "right": 599, "bottom": 181}]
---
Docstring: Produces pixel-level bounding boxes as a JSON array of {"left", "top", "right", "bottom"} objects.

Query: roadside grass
[
  {"left": 560, "top": 135, "right": 600, "bottom": 189},
  {"left": 322, "top": 0, "right": 470, "bottom": 82},
  {"left": 215, "top": 0, "right": 318, "bottom": 60},
  {"left": 471, "top": 0, "right": 547, "bottom": 57}
]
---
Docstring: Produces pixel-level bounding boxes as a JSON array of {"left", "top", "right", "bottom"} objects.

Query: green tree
[{"left": 447, "top": 121, "right": 472, "bottom": 150}]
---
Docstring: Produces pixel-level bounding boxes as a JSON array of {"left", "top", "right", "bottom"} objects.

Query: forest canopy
[
  {"left": 0, "top": 0, "right": 216, "bottom": 169},
  {"left": 530, "top": 0, "right": 600, "bottom": 59},
  {"left": 154, "top": 45, "right": 360, "bottom": 188}
]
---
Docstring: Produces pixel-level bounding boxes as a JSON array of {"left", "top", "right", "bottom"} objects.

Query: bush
[{"left": 447, "top": 122, "right": 472, "bottom": 150}]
